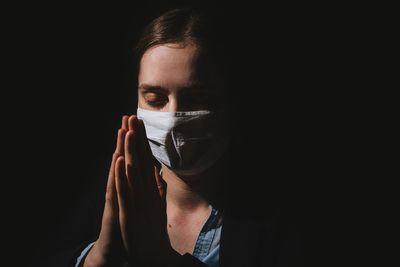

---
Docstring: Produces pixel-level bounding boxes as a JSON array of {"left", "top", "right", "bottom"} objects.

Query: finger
[
  {"left": 114, "top": 115, "right": 128, "bottom": 156},
  {"left": 106, "top": 127, "right": 126, "bottom": 212},
  {"left": 124, "top": 130, "right": 139, "bottom": 192},
  {"left": 115, "top": 128, "right": 127, "bottom": 156},
  {"left": 125, "top": 116, "right": 139, "bottom": 171},
  {"left": 122, "top": 115, "right": 129, "bottom": 131},
  {"left": 128, "top": 114, "right": 138, "bottom": 131},
  {"left": 115, "top": 156, "right": 134, "bottom": 253},
  {"left": 125, "top": 116, "right": 141, "bottom": 189},
  {"left": 106, "top": 153, "right": 118, "bottom": 209},
  {"left": 137, "top": 119, "right": 159, "bottom": 195},
  {"left": 107, "top": 128, "right": 127, "bottom": 210},
  {"left": 98, "top": 126, "right": 128, "bottom": 251},
  {"left": 115, "top": 156, "right": 132, "bottom": 210},
  {"left": 98, "top": 153, "right": 120, "bottom": 245},
  {"left": 105, "top": 128, "right": 126, "bottom": 212}
]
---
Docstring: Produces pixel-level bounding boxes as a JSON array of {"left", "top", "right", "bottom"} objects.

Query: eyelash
[
  {"left": 144, "top": 94, "right": 219, "bottom": 109},
  {"left": 146, "top": 99, "right": 167, "bottom": 107}
]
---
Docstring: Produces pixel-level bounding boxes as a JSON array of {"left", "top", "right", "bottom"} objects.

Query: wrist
[
  {"left": 83, "top": 243, "right": 110, "bottom": 267},
  {"left": 83, "top": 250, "right": 104, "bottom": 267}
]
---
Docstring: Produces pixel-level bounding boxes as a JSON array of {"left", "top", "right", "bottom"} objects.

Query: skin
[
  {"left": 84, "top": 43, "right": 221, "bottom": 266},
  {"left": 138, "top": 43, "right": 224, "bottom": 112}
]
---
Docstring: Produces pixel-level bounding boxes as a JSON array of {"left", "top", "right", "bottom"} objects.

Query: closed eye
[
  {"left": 138, "top": 84, "right": 169, "bottom": 109},
  {"left": 143, "top": 92, "right": 168, "bottom": 108}
]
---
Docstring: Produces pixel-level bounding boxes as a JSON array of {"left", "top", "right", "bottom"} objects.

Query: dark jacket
[{"left": 43, "top": 212, "right": 302, "bottom": 267}]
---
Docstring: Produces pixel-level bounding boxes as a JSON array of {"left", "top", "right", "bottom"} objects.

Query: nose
[
  {"left": 164, "top": 94, "right": 193, "bottom": 112},
  {"left": 165, "top": 95, "right": 178, "bottom": 112},
  {"left": 166, "top": 95, "right": 191, "bottom": 112}
]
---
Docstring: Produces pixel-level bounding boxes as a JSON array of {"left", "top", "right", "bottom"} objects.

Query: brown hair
[{"left": 135, "top": 8, "right": 229, "bottom": 77}]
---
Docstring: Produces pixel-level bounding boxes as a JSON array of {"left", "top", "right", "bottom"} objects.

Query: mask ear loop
[
  {"left": 153, "top": 157, "right": 161, "bottom": 170},
  {"left": 170, "top": 129, "right": 184, "bottom": 164}
]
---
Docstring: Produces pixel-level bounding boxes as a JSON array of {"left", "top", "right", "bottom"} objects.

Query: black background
[{"left": 2, "top": 2, "right": 349, "bottom": 266}]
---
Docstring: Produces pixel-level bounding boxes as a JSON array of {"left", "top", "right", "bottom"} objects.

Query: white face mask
[{"left": 137, "top": 107, "right": 229, "bottom": 176}]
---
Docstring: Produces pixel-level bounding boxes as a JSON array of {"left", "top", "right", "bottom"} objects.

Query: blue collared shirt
[{"left": 75, "top": 206, "right": 223, "bottom": 267}]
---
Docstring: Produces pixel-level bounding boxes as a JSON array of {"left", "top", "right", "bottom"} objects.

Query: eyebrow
[
  {"left": 138, "top": 84, "right": 169, "bottom": 93},
  {"left": 139, "top": 82, "right": 212, "bottom": 93}
]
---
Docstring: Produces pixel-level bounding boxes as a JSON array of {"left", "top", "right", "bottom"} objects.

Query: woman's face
[{"left": 138, "top": 43, "right": 223, "bottom": 112}]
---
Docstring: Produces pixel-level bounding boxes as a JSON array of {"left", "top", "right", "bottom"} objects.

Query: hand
[
  {"left": 84, "top": 115, "right": 177, "bottom": 267},
  {"left": 83, "top": 116, "right": 128, "bottom": 267},
  {"left": 115, "top": 115, "right": 179, "bottom": 266}
]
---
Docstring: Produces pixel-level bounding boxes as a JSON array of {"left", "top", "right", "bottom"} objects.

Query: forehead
[{"left": 139, "top": 43, "right": 201, "bottom": 89}]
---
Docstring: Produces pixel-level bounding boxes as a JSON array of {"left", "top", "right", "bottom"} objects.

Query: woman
[{"left": 74, "top": 8, "right": 301, "bottom": 267}]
